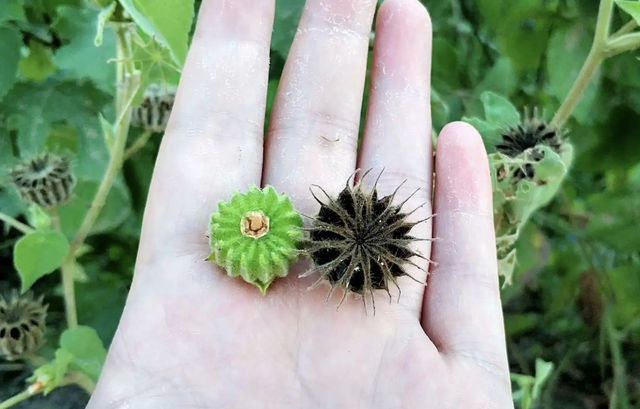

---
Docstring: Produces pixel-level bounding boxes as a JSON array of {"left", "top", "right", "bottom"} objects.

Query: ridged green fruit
[{"left": 206, "top": 185, "right": 303, "bottom": 294}]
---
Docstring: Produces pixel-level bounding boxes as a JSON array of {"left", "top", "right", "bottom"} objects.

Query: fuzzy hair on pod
[
  {"left": 299, "top": 169, "right": 435, "bottom": 315},
  {"left": 9, "top": 152, "right": 76, "bottom": 209},
  {"left": 0, "top": 291, "right": 48, "bottom": 361},
  {"left": 206, "top": 185, "right": 303, "bottom": 294}
]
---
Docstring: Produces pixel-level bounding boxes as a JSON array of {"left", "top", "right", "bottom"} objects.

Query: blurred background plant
[{"left": 1, "top": 0, "right": 640, "bottom": 408}]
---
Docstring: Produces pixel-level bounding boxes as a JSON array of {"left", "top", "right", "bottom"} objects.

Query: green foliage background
[{"left": 1, "top": 0, "right": 640, "bottom": 407}]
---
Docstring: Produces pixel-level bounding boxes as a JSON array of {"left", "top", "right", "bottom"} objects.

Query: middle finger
[{"left": 263, "top": 0, "right": 377, "bottom": 214}]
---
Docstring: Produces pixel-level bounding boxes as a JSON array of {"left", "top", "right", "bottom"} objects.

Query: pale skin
[{"left": 88, "top": 0, "right": 514, "bottom": 407}]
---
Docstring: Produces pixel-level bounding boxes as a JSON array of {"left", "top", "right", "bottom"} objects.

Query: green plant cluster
[{"left": 0, "top": 0, "right": 639, "bottom": 408}]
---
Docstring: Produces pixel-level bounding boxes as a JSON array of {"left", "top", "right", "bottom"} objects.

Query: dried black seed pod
[
  {"left": 0, "top": 291, "right": 48, "bottom": 361},
  {"left": 299, "top": 169, "right": 434, "bottom": 314},
  {"left": 495, "top": 108, "right": 565, "bottom": 182},
  {"left": 9, "top": 152, "right": 76, "bottom": 209},
  {"left": 130, "top": 83, "right": 177, "bottom": 132}
]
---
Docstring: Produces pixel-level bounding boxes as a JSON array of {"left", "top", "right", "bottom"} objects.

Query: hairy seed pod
[
  {"left": 206, "top": 185, "right": 304, "bottom": 294},
  {"left": 130, "top": 83, "right": 177, "bottom": 132},
  {"left": 299, "top": 169, "right": 435, "bottom": 314},
  {"left": 0, "top": 291, "right": 48, "bottom": 361},
  {"left": 9, "top": 152, "right": 76, "bottom": 209}
]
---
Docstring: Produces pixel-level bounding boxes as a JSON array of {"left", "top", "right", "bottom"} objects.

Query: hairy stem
[
  {"left": 605, "top": 309, "right": 630, "bottom": 409},
  {"left": 611, "top": 19, "right": 638, "bottom": 38},
  {"left": 61, "top": 371, "right": 97, "bottom": 394},
  {"left": 124, "top": 129, "right": 154, "bottom": 160},
  {"left": 0, "top": 212, "right": 34, "bottom": 235},
  {"left": 60, "top": 259, "right": 78, "bottom": 329},
  {"left": 606, "top": 32, "right": 640, "bottom": 57},
  {"left": 60, "top": 23, "right": 140, "bottom": 329},
  {"left": 50, "top": 207, "right": 61, "bottom": 232},
  {"left": 0, "top": 390, "right": 37, "bottom": 409},
  {"left": 551, "top": 0, "right": 615, "bottom": 127},
  {"left": 67, "top": 23, "right": 138, "bottom": 257}
]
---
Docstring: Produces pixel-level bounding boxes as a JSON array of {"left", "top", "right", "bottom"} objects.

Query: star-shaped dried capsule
[{"left": 299, "top": 169, "right": 436, "bottom": 314}]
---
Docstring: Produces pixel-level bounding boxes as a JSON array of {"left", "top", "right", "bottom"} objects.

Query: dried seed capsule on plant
[
  {"left": 130, "top": 83, "right": 177, "bottom": 132},
  {"left": 206, "top": 185, "right": 304, "bottom": 294},
  {"left": 488, "top": 106, "right": 573, "bottom": 285},
  {"left": 9, "top": 152, "right": 76, "bottom": 209},
  {"left": 495, "top": 107, "right": 565, "bottom": 183},
  {"left": 300, "top": 169, "right": 434, "bottom": 314},
  {"left": 0, "top": 291, "right": 48, "bottom": 361}
]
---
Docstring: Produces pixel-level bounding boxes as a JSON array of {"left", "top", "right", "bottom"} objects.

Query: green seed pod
[
  {"left": 0, "top": 291, "right": 48, "bottom": 361},
  {"left": 130, "top": 83, "right": 177, "bottom": 132},
  {"left": 206, "top": 185, "right": 303, "bottom": 294},
  {"left": 9, "top": 152, "right": 76, "bottom": 209}
]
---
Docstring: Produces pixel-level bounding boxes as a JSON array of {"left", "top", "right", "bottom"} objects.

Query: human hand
[{"left": 88, "top": 0, "right": 513, "bottom": 407}]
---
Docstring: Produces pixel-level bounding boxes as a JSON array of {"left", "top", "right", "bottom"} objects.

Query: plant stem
[
  {"left": 611, "top": 19, "right": 638, "bottom": 38},
  {"left": 607, "top": 32, "right": 640, "bottom": 57},
  {"left": 550, "top": 0, "right": 615, "bottom": 128},
  {"left": 49, "top": 207, "right": 61, "bottom": 232},
  {"left": 61, "top": 371, "right": 97, "bottom": 394},
  {"left": 60, "top": 259, "right": 78, "bottom": 329},
  {"left": 67, "top": 25, "right": 138, "bottom": 258},
  {"left": 604, "top": 309, "right": 630, "bottom": 409},
  {"left": 59, "top": 22, "right": 140, "bottom": 330},
  {"left": 124, "top": 129, "right": 153, "bottom": 160},
  {"left": 0, "top": 390, "right": 36, "bottom": 409},
  {"left": 0, "top": 212, "right": 34, "bottom": 235},
  {"left": 0, "top": 363, "right": 24, "bottom": 372}
]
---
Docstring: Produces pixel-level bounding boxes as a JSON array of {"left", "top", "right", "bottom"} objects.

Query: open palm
[{"left": 88, "top": 0, "right": 513, "bottom": 407}]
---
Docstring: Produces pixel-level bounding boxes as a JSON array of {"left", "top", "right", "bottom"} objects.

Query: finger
[
  {"left": 139, "top": 0, "right": 274, "bottom": 258},
  {"left": 263, "top": 0, "right": 377, "bottom": 214},
  {"left": 357, "top": 0, "right": 433, "bottom": 315},
  {"left": 422, "top": 122, "right": 508, "bottom": 361}
]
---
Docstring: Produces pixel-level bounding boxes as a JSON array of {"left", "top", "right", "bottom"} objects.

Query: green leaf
[
  {"left": 0, "top": 0, "right": 27, "bottom": 24},
  {"left": 271, "top": 0, "right": 304, "bottom": 58},
  {"left": 45, "top": 124, "right": 79, "bottom": 153},
  {"left": 25, "top": 203, "right": 52, "bottom": 230},
  {"left": 118, "top": 0, "right": 195, "bottom": 67},
  {"left": 13, "top": 230, "right": 70, "bottom": 293},
  {"left": 76, "top": 274, "right": 128, "bottom": 345},
  {"left": 531, "top": 359, "right": 554, "bottom": 400},
  {"left": 94, "top": 1, "right": 117, "bottom": 47},
  {"left": 475, "top": 57, "right": 518, "bottom": 97},
  {"left": 607, "top": 264, "right": 640, "bottom": 327},
  {"left": 0, "top": 27, "right": 22, "bottom": 102},
  {"left": 0, "top": 78, "right": 111, "bottom": 157},
  {"left": 431, "top": 38, "right": 460, "bottom": 91},
  {"left": 431, "top": 89, "right": 451, "bottom": 132},
  {"left": 59, "top": 326, "right": 107, "bottom": 382},
  {"left": 461, "top": 116, "right": 502, "bottom": 149},
  {"left": 18, "top": 39, "right": 56, "bottom": 81},
  {"left": 480, "top": 91, "right": 521, "bottom": 128},
  {"left": 546, "top": 24, "right": 600, "bottom": 124},
  {"left": 131, "top": 31, "right": 181, "bottom": 105},
  {"left": 496, "top": 0, "right": 557, "bottom": 71},
  {"left": 616, "top": 0, "right": 640, "bottom": 24},
  {"left": 99, "top": 113, "right": 115, "bottom": 153},
  {"left": 52, "top": 6, "right": 117, "bottom": 90}
]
